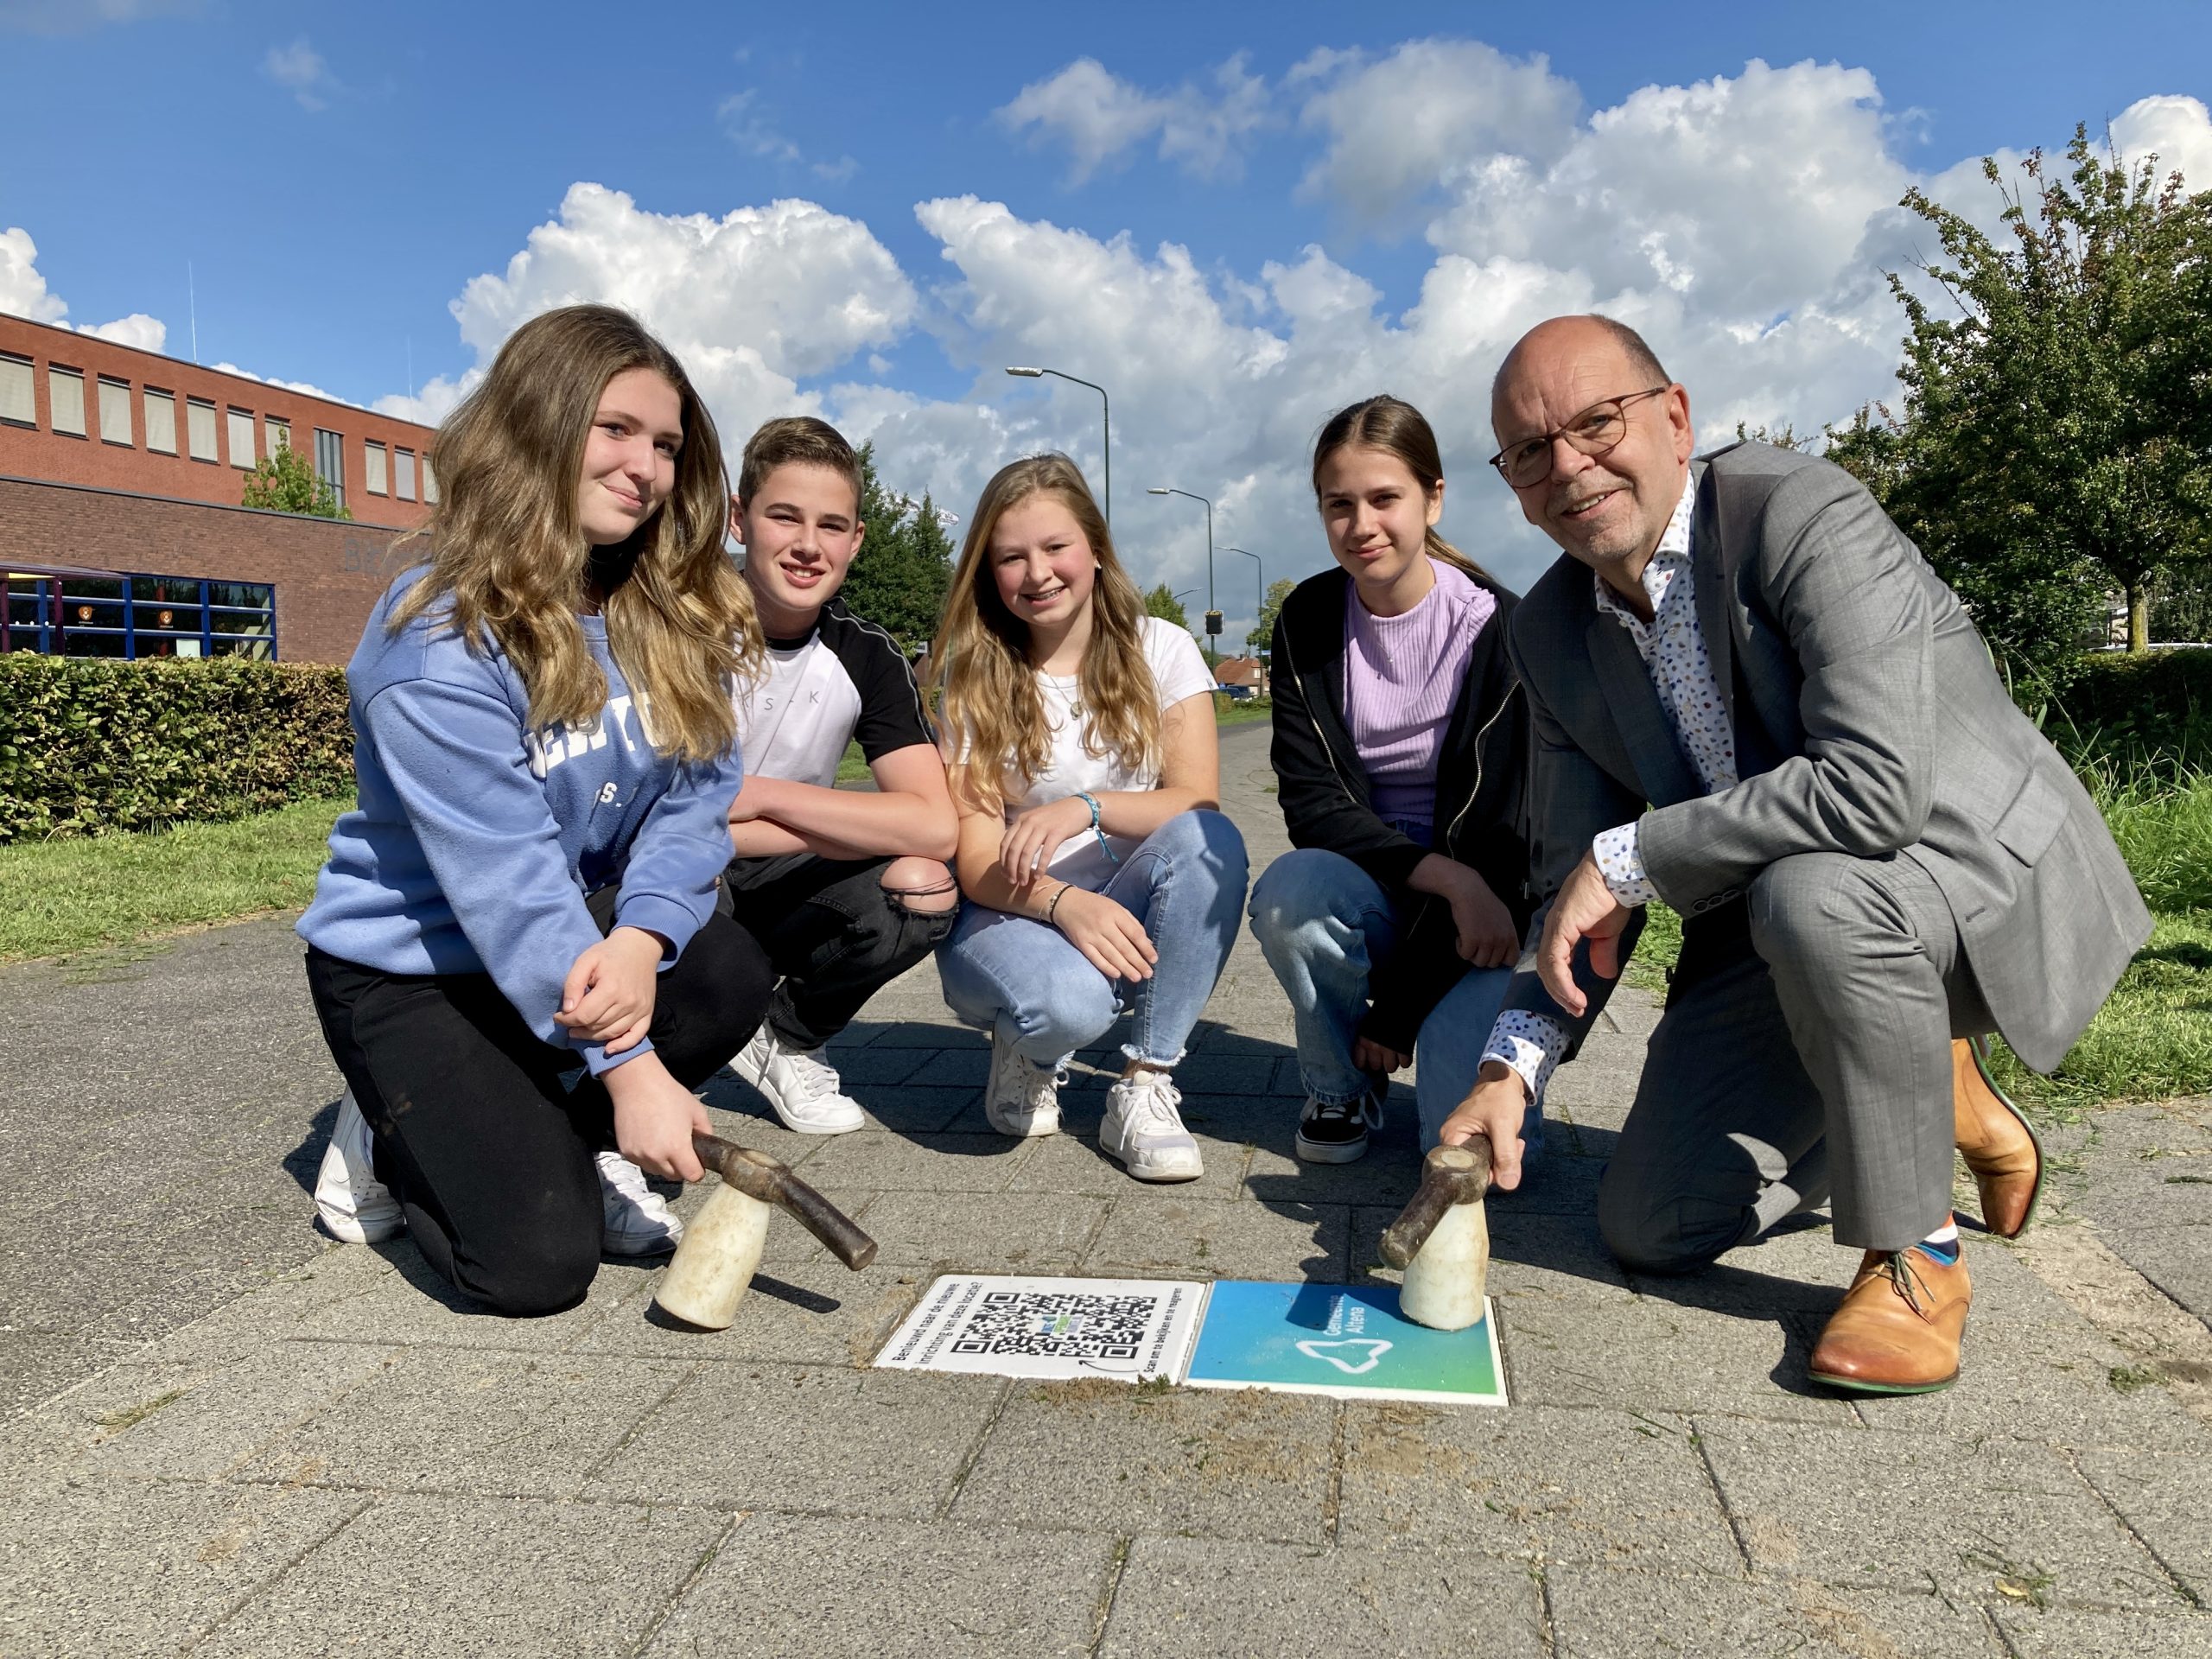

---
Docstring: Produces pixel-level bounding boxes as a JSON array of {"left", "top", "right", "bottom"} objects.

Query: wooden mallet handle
[
  {"left": 692, "top": 1133, "right": 878, "bottom": 1270},
  {"left": 1379, "top": 1141, "right": 1493, "bottom": 1269}
]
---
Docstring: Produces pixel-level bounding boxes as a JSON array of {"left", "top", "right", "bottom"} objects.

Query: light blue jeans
[
  {"left": 1247, "top": 846, "right": 1538, "bottom": 1153},
  {"left": 939, "top": 809, "right": 1251, "bottom": 1069}
]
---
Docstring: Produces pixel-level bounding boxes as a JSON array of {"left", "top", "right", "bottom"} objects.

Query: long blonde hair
[
  {"left": 927, "top": 454, "right": 1159, "bottom": 815},
  {"left": 391, "top": 304, "right": 760, "bottom": 764},
  {"left": 1312, "top": 394, "right": 1495, "bottom": 585}
]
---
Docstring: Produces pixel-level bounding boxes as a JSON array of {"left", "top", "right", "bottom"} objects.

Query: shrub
[{"left": 0, "top": 655, "right": 353, "bottom": 842}]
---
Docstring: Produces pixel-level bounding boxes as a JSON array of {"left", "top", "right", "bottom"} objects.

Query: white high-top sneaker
[
  {"left": 314, "top": 1088, "right": 404, "bottom": 1243},
  {"left": 984, "top": 1028, "right": 1063, "bottom": 1138},
  {"left": 1100, "top": 1070, "right": 1204, "bottom": 1183},
  {"left": 734, "top": 1026, "right": 865, "bottom": 1135},
  {"left": 595, "top": 1150, "right": 684, "bottom": 1256}
]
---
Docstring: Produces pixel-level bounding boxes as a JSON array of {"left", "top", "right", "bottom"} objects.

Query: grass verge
[{"left": 0, "top": 796, "right": 353, "bottom": 963}]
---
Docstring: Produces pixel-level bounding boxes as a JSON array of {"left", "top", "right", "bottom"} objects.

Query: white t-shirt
[
  {"left": 733, "top": 598, "right": 931, "bottom": 790},
  {"left": 999, "top": 616, "right": 1216, "bottom": 888}
]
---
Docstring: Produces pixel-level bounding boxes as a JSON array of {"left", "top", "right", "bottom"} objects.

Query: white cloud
[
  {"left": 717, "top": 89, "right": 857, "bottom": 182},
  {"left": 263, "top": 37, "right": 334, "bottom": 111},
  {"left": 209, "top": 361, "right": 340, "bottom": 403},
  {"left": 2111, "top": 94, "right": 2212, "bottom": 194},
  {"left": 0, "top": 226, "right": 168, "bottom": 352},
  {"left": 435, "top": 181, "right": 917, "bottom": 448},
  {"left": 998, "top": 54, "right": 1272, "bottom": 183}
]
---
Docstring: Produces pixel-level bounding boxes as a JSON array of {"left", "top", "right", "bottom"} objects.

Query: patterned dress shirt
[{"left": 1479, "top": 479, "right": 1738, "bottom": 1104}]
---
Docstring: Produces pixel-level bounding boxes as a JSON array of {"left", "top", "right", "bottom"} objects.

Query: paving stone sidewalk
[{"left": 3, "top": 721, "right": 2209, "bottom": 1657}]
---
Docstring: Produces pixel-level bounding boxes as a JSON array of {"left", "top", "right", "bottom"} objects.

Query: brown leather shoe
[
  {"left": 1954, "top": 1036, "right": 2043, "bottom": 1237},
  {"left": 1808, "top": 1244, "right": 1971, "bottom": 1395}
]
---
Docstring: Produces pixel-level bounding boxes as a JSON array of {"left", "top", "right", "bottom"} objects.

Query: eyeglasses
[{"left": 1489, "top": 386, "right": 1672, "bottom": 489}]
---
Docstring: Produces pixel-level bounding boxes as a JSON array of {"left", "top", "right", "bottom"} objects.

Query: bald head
[{"left": 1491, "top": 315, "right": 1668, "bottom": 410}]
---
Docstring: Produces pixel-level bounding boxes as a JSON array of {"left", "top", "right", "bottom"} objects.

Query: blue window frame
[{"left": 3, "top": 568, "right": 277, "bottom": 660}]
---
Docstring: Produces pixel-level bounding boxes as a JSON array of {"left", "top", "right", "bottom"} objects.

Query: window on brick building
[
  {"left": 364, "top": 440, "right": 388, "bottom": 495},
  {"left": 226, "top": 408, "right": 255, "bottom": 467},
  {"left": 48, "top": 366, "right": 86, "bottom": 435},
  {"left": 144, "top": 389, "right": 178, "bottom": 453},
  {"left": 187, "top": 397, "right": 218, "bottom": 461},
  {"left": 0, "top": 353, "right": 32, "bottom": 428},
  {"left": 421, "top": 454, "right": 438, "bottom": 504},
  {"left": 4, "top": 571, "right": 276, "bottom": 660},
  {"left": 99, "top": 377, "right": 131, "bottom": 445},
  {"left": 313, "top": 427, "right": 345, "bottom": 507},
  {"left": 394, "top": 447, "right": 416, "bottom": 501},
  {"left": 266, "top": 416, "right": 290, "bottom": 454}
]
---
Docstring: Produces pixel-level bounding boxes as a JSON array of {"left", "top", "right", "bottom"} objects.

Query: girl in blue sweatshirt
[{"left": 297, "top": 305, "right": 772, "bottom": 1316}]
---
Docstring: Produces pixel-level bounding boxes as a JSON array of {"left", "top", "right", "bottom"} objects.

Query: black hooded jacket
[{"left": 1267, "top": 564, "right": 1535, "bottom": 1052}]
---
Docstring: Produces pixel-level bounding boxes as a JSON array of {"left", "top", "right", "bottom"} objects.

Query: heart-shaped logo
[{"left": 1295, "top": 1338, "right": 1392, "bottom": 1376}]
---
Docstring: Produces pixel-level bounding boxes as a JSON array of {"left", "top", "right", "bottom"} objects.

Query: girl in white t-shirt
[{"left": 929, "top": 454, "right": 1249, "bottom": 1181}]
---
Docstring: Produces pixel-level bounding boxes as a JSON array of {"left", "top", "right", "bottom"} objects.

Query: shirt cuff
[
  {"left": 612, "top": 893, "right": 701, "bottom": 969},
  {"left": 582, "top": 1033, "right": 658, "bottom": 1077},
  {"left": 1480, "top": 1010, "right": 1571, "bottom": 1104},
  {"left": 1592, "top": 822, "right": 1659, "bottom": 906}
]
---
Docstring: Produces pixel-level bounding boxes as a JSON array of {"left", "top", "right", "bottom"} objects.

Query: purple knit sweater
[{"left": 1341, "top": 558, "right": 1496, "bottom": 842}]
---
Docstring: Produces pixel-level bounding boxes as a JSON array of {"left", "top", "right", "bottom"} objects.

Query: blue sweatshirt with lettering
[{"left": 297, "top": 569, "right": 745, "bottom": 1075}]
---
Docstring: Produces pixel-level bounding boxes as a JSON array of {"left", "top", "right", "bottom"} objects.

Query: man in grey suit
[{"left": 1442, "top": 315, "right": 2150, "bottom": 1393}]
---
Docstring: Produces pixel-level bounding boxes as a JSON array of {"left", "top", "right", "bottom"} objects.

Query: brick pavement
[{"left": 3, "top": 719, "right": 2209, "bottom": 1656}]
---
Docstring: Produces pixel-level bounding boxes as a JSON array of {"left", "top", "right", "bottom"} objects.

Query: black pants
[
  {"left": 303, "top": 901, "right": 772, "bottom": 1317},
  {"left": 725, "top": 853, "right": 956, "bottom": 1049}
]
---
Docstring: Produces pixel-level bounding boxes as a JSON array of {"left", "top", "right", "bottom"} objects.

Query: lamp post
[
  {"left": 1224, "top": 545, "right": 1262, "bottom": 657},
  {"left": 1005, "top": 366, "right": 1109, "bottom": 524},
  {"left": 1147, "top": 486, "right": 1215, "bottom": 657}
]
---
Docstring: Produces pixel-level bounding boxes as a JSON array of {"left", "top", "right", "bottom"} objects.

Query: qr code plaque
[{"left": 875, "top": 1275, "right": 1206, "bottom": 1382}]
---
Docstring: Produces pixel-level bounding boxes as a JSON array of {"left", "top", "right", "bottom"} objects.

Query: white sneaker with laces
[
  {"left": 596, "top": 1149, "right": 684, "bottom": 1255},
  {"left": 984, "top": 1029, "right": 1063, "bottom": 1137},
  {"left": 315, "top": 1087, "right": 404, "bottom": 1243},
  {"left": 733, "top": 1026, "right": 865, "bottom": 1135},
  {"left": 1100, "top": 1070, "right": 1204, "bottom": 1183}
]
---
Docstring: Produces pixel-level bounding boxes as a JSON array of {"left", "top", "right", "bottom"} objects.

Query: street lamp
[
  {"left": 1224, "top": 546, "right": 1262, "bottom": 654},
  {"left": 1147, "top": 486, "right": 1216, "bottom": 648},
  {"left": 1005, "top": 366, "right": 1110, "bottom": 524}
]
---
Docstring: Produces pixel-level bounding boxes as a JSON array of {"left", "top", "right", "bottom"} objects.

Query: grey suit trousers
[{"left": 1597, "top": 849, "right": 1993, "bottom": 1268}]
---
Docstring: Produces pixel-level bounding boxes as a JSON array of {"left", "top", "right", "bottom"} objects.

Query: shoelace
[
  {"left": 1121, "top": 1076, "right": 1184, "bottom": 1133},
  {"left": 1306, "top": 1090, "right": 1379, "bottom": 1130},
  {"left": 1879, "top": 1249, "right": 1938, "bottom": 1319},
  {"left": 779, "top": 1044, "right": 841, "bottom": 1103}
]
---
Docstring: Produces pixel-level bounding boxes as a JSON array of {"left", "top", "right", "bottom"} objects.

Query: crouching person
[
  {"left": 723, "top": 417, "right": 960, "bottom": 1132},
  {"left": 931, "top": 455, "right": 1249, "bottom": 1182},
  {"left": 302, "top": 306, "right": 773, "bottom": 1314}
]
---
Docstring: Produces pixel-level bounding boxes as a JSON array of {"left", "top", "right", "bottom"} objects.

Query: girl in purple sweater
[{"left": 1249, "top": 397, "right": 1536, "bottom": 1166}]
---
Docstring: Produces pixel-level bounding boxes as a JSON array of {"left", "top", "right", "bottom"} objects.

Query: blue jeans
[
  {"left": 939, "top": 809, "right": 1250, "bottom": 1069},
  {"left": 1247, "top": 846, "right": 1538, "bottom": 1153}
]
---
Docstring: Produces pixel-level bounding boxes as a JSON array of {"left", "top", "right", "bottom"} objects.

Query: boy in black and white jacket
[{"left": 725, "top": 417, "right": 959, "bottom": 1132}]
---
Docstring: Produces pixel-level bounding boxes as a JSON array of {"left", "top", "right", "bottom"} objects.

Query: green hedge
[
  {"left": 0, "top": 655, "right": 353, "bottom": 842},
  {"left": 2049, "top": 649, "right": 2212, "bottom": 770}
]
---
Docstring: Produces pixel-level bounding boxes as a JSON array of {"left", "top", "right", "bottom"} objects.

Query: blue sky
[{"left": 5, "top": 0, "right": 2209, "bottom": 626}]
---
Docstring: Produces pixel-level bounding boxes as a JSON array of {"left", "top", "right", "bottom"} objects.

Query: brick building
[{"left": 1, "top": 312, "right": 437, "bottom": 663}]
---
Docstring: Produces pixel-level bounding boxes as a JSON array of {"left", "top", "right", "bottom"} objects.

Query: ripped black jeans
[{"left": 724, "top": 853, "right": 957, "bottom": 1049}]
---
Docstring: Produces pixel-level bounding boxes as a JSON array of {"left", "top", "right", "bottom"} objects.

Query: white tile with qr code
[{"left": 874, "top": 1274, "right": 1206, "bottom": 1382}]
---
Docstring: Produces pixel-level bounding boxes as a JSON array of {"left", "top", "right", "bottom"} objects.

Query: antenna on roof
[{"left": 188, "top": 261, "right": 199, "bottom": 365}]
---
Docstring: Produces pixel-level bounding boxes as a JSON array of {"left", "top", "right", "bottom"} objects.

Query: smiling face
[
  {"left": 987, "top": 490, "right": 1097, "bottom": 641},
  {"left": 1491, "top": 318, "right": 1694, "bottom": 580},
  {"left": 733, "top": 461, "right": 864, "bottom": 635},
  {"left": 575, "top": 367, "right": 683, "bottom": 547},
  {"left": 1314, "top": 443, "right": 1443, "bottom": 605}
]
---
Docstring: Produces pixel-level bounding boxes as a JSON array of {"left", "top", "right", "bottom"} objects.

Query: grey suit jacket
[{"left": 1501, "top": 442, "right": 2151, "bottom": 1073}]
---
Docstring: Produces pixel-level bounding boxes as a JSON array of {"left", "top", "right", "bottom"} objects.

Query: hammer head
[{"left": 1378, "top": 1141, "right": 1493, "bottom": 1270}]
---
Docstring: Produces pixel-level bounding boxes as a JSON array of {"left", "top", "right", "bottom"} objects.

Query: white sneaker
[
  {"left": 596, "top": 1149, "right": 684, "bottom": 1256},
  {"left": 734, "top": 1026, "right": 865, "bottom": 1135},
  {"left": 984, "top": 1029, "right": 1063, "bottom": 1137},
  {"left": 315, "top": 1088, "right": 404, "bottom": 1243},
  {"left": 1100, "top": 1070, "right": 1204, "bottom": 1183}
]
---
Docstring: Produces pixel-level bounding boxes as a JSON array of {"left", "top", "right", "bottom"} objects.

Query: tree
[
  {"left": 240, "top": 440, "right": 348, "bottom": 519},
  {"left": 1142, "top": 583, "right": 1190, "bottom": 630},
  {"left": 1246, "top": 576, "right": 1294, "bottom": 654},
  {"left": 1830, "top": 127, "right": 2212, "bottom": 671},
  {"left": 836, "top": 442, "right": 956, "bottom": 650}
]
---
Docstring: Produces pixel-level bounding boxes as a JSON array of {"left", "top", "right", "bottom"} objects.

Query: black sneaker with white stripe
[{"left": 1294, "top": 1084, "right": 1386, "bottom": 1165}]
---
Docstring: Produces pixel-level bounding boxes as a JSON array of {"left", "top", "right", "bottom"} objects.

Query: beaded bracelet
[
  {"left": 1075, "top": 791, "right": 1121, "bottom": 865},
  {"left": 1043, "top": 883, "right": 1071, "bottom": 928}
]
